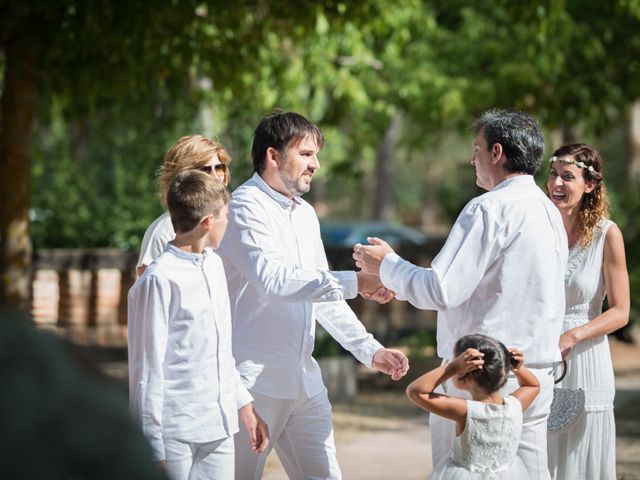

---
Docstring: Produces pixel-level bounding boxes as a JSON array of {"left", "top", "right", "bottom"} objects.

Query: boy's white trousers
[{"left": 164, "top": 435, "right": 234, "bottom": 480}]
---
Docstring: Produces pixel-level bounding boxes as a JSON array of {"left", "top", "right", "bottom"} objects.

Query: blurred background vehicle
[{"left": 320, "top": 222, "right": 428, "bottom": 249}]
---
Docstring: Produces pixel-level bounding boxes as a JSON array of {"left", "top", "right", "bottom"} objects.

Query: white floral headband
[{"left": 549, "top": 156, "right": 596, "bottom": 174}]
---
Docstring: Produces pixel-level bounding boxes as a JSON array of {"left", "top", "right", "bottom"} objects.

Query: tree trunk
[
  {"left": 372, "top": 112, "right": 402, "bottom": 221},
  {"left": 0, "top": 41, "right": 37, "bottom": 311},
  {"left": 629, "top": 100, "right": 640, "bottom": 183}
]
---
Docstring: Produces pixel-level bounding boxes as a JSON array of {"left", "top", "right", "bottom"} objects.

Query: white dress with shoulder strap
[
  {"left": 547, "top": 219, "right": 616, "bottom": 480},
  {"left": 431, "top": 395, "right": 528, "bottom": 479}
]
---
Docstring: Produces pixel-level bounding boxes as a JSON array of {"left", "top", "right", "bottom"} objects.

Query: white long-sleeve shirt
[
  {"left": 219, "top": 173, "right": 383, "bottom": 399},
  {"left": 127, "top": 244, "right": 253, "bottom": 460},
  {"left": 381, "top": 175, "right": 568, "bottom": 364}
]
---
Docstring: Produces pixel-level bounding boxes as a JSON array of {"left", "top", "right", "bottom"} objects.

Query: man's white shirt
[
  {"left": 128, "top": 244, "right": 252, "bottom": 460},
  {"left": 219, "top": 173, "right": 383, "bottom": 399},
  {"left": 381, "top": 175, "right": 568, "bottom": 364}
]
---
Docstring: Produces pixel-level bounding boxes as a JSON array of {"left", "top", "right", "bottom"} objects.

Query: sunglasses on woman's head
[{"left": 199, "top": 164, "right": 227, "bottom": 174}]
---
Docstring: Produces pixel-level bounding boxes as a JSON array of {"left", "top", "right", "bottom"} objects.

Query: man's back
[{"left": 433, "top": 175, "right": 567, "bottom": 363}]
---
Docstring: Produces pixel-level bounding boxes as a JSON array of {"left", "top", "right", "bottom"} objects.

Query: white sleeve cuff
[
  {"left": 236, "top": 384, "right": 254, "bottom": 410},
  {"left": 380, "top": 252, "right": 401, "bottom": 289},
  {"left": 332, "top": 270, "right": 358, "bottom": 299},
  {"left": 150, "top": 438, "right": 165, "bottom": 462},
  {"left": 363, "top": 340, "right": 385, "bottom": 368}
]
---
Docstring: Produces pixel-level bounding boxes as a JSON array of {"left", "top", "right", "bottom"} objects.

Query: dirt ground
[{"left": 263, "top": 337, "right": 640, "bottom": 479}]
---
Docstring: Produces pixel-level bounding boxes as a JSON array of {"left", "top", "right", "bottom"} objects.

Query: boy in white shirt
[{"left": 128, "top": 170, "right": 268, "bottom": 479}]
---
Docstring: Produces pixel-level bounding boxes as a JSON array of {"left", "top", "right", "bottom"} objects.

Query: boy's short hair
[
  {"left": 158, "top": 135, "right": 232, "bottom": 206},
  {"left": 167, "top": 170, "right": 230, "bottom": 234}
]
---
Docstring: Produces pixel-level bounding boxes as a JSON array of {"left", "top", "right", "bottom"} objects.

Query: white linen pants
[
  {"left": 164, "top": 435, "right": 235, "bottom": 480},
  {"left": 429, "top": 366, "right": 554, "bottom": 480},
  {"left": 234, "top": 388, "right": 341, "bottom": 480}
]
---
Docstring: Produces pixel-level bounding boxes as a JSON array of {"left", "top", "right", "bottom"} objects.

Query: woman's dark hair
[{"left": 454, "top": 334, "right": 511, "bottom": 394}]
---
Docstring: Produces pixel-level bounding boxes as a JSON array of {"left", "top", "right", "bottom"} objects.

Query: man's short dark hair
[
  {"left": 251, "top": 111, "right": 324, "bottom": 174},
  {"left": 473, "top": 109, "right": 544, "bottom": 175},
  {"left": 167, "top": 170, "right": 229, "bottom": 234}
]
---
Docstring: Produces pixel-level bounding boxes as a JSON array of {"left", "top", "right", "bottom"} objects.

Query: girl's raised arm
[
  {"left": 406, "top": 349, "right": 483, "bottom": 427},
  {"left": 508, "top": 348, "right": 540, "bottom": 411}
]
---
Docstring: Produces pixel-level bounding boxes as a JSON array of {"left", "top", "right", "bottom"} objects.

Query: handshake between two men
[
  {"left": 352, "top": 237, "right": 407, "bottom": 381},
  {"left": 353, "top": 237, "right": 397, "bottom": 303}
]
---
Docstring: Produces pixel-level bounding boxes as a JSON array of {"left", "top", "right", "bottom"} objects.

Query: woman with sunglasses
[
  {"left": 136, "top": 135, "right": 231, "bottom": 276},
  {"left": 545, "top": 144, "right": 629, "bottom": 480}
]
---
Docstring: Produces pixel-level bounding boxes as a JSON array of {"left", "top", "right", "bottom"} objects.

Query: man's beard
[{"left": 279, "top": 168, "right": 312, "bottom": 197}]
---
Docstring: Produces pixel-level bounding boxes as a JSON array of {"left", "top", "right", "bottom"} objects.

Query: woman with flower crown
[{"left": 546, "top": 144, "right": 629, "bottom": 479}]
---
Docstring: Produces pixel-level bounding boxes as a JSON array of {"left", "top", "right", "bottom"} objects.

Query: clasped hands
[{"left": 353, "top": 237, "right": 396, "bottom": 304}]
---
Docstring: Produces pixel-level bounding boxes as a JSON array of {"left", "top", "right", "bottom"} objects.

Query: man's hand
[
  {"left": 356, "top": 271, "right": 394, "bottom": 304},
  {"left": 371, "top": 348, "right": 410, "bottom": 380},
  {"left": 238, "top": 403, "right": 269, "bottom": 454},
  {"left": 353, "top": 237, "right": 395, "bottom": 276}
]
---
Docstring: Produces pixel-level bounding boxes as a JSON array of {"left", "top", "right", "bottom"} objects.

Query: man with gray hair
[{"left": 353, "top": 109, "right": 567, "bottom": 479}]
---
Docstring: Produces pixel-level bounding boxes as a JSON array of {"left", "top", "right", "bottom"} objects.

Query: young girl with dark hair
[{"left": 406, "top": 334, "right": 539, "bottom": 479}]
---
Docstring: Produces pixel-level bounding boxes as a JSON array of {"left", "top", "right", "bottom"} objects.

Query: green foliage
[
  {"left": 402, "top": 330, "right": 436, "bottom": 361},
  {"left": 314, "top": 325, "right": 345, "bottom": 358},
  {"left": 13, "top": 0, "right": 640, "bottom": 269},
  {"left": 31, "top": 95, "right": 201, "bottom": 249}
]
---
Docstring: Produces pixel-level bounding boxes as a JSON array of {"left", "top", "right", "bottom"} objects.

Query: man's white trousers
[{"left": 235, "top": 388, "right": 341, "bottom": 480}]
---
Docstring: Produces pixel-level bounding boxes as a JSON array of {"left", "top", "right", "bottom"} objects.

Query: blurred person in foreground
[
  {"left": 353, "top": 109, "right": 567, "bottom": 480},
  {"left": 128, "top": 170, "right": 268, "bottom": 479},
  {"left": 0, "top": 310, "right": 166, "bottom": 479},
  {"left": 546, "top": 144, "right": 629, "bottom": 480},
  {"left": 218, "top": 111, "right": 409, "bottom": 479},
  {"left": 137, "top": 134, "right": 232, "bottom": 276}
]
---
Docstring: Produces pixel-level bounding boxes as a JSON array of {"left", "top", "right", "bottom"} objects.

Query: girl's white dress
[
  {"left": 431, "top": 395, "right": 528, "bottom": 479},
  {"left": 548, "top": 219, "right": 616, "bottom": 480}
]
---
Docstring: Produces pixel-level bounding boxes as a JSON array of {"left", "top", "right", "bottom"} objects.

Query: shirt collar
[
  {"left": 165, "top": 243, "right": 212, "bottom": 263},
  {"left": 491, "top": 174, "right": 534, "bottom": 192},
  {"left": 251, "top": 172, "right": 301, "bottom": 209}
]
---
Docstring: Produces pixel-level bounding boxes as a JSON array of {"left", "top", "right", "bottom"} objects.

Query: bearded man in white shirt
[
  {"left": 219, "top": 111, "right": 410, "bottom": 480},
  {"left": 353, "top": 109, "right": 568, "bottom": 480}
]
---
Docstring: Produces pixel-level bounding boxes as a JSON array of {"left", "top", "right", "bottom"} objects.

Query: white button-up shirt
[
  {"left": 219, "top": 173, "right": 383, "bottom": 399},
  {"left": 381, "top": 175, "right": 568, "bottom": 364},
  {"left": 128, "top": 244, "right": 252, "bottom": 460}
]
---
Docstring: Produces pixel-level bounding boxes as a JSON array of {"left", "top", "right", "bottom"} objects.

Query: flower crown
[{"left": 549, "top": 155, "right": 596, "bottom": 174}]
